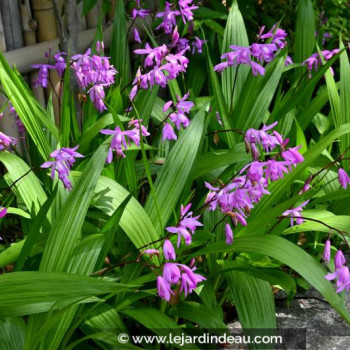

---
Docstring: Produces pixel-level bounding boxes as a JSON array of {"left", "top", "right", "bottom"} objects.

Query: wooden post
[
  {"left": 0, "top": 0, "right": 23, "bottom": 50},
  {"left": 0, "top": 7, "right": 6, "bottom": 52},
  {"left": 31, "top": 0, "right": 58, "bottom": 41},
  {"left": 0, "top": 1, "right": 23, "bottom": 153},
  {"left": 31, "top": 0, "right": 60, "bottom": 123},
  {"left": 20, "top": 0, "right": 46, "bottom": 109}
]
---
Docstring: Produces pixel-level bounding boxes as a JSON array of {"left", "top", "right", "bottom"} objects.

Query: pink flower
[
  {"left": 41, "top": 146, "right": 84, "bottom": 190},
  {"left": 282, "top": 200, "right": 309, "bottom": 227},
  {"left": 163, "top": 239, "right": 176, "bottom": 261},
  {"left": 133, "top": 28, "right": 141, "bottom": 43},
  {"left": 162, "top": 123, "right": 177, "bottom": 141},
  {"left": 0, "top": 206, "right": 7, "bottom": 218},
  {"left": 225, "top": 224, "right": 233, "bottom": 245},
  {"left": 157, "top": 276, "right": 173, "bottom": 301},
  {"left": 338, "top": 168, "right": 350, "bottom": 189},
  {"left": 323, "top": 240, "right": 331, "bottom": 263},
  {"left": 335, "top": 250, "right": 346, "bottom": 270}
]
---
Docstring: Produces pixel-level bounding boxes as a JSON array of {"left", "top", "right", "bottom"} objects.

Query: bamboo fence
[{"left": 0, "top": 0, "right": 117, "bottom": 135}]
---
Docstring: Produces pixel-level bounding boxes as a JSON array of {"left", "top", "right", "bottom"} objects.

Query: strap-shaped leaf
[
  {"left": 221, "top": 0, "right": 249, "bottom": 110},
  {"left": 0, "top": 271, "right": 131, "bottom": 317},
  {"left": 219, "top": 261, "right": 276, "bottom": 331},
  {"left": 144, "top": 104, "right": 208, "bottom": 232},
  {"left": 0, "top": 53, "right": 58, "bottom": 158},
  {"left": 39, "top": 142, "right": 109, "bottom": 272},
  {"left": 193, "top": 235, "right": 350, "bottom": 323}
]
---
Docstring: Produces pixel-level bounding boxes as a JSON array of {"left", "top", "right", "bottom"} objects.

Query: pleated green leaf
[
  {"left": 0, "top": 152, "right": 48, "bottom": 216},
  {"left": 294, "top": 0, "right": 315, "bottom": 80},
  {"left": 39, "top": 142, "right": 109, "bottom": 272},
  {"left": 339, "top": 41, "right": 350, "bottom": 170},
  {"left": 75, "top": 173, "right": 158, "bottom": 249},
  {"left": 0, "top": 317, "right": 26, "bottom": 350},
  {"left": 234, "top": 55, "right": 285, "bottom": 131},
  {"left": 206, "top": 47, "right": 235, "bottom": 148},
  {"left": 169, "top": 302, "right": 227, "bottom": 329},
  {"left": 283, "top": 216, "right": 350, "bottom": 235},
  {"left": 144, "top": 104, "right": 208, "bottom": 232},
  {"left": 0, "top": 271, "right": 131, "bottom": 317},
  {"left": 221, "top": 0, "right": 249, "bottom": 110},
  {"left": 219, "top": 261, "right": 276, "bottom": 331},
  {"left": 111, "top": 0, "right": 130, "bottom": 85},
  {"left": 193, "top": 146, "right": 251, "bottom": 179}
]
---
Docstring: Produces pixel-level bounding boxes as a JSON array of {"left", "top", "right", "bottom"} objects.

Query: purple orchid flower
[{"left": 282, "top": 200, "right": 309, "bottom": 227}]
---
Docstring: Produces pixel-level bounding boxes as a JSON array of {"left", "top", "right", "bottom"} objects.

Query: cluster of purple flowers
[
  {"left": 157, "top": 261, "right": 206, "bottom": 301},
  {"left": 162, "top": 92, "right": 194, "bottom": 141},
  {"left": 100, "top": 119, "right": 149, "bottom": 163},
  {"left": 156, "top": 1, "right": 198, "bottom": 35},
  {"left": 170, "top": 26, "right": 206, "bottom": 55},
  {"left": 302, "top": 49, "right": 339, "bottom": 77},
  {"left": 205, "top": 122, "right": 305, "bottom": 243},
  {"left": 282, "top": 200, "right": 309, "bottom": 227},
  {"left": 140, "top": 203, "right": 205, "bottom": 301},
  {"left": 132, "top": 0, "right": 150, "bottom": 20},
  {"left": 165, "top": 203, "right": 203, "bottom": 247},
  {"left": 130, "top": 43, "right": 189, "bottom": 100},
  {"left": 41, "top": 146, "right": 84, "bottom": 190},
  {"left": 324, "top": 245, "right": 349, "bottom": 293},
  {"left": 155, "top": 204, "right": 205, "bottom": 301},
  {"left": 214, "top": 25, "right": 291, "bottom": 76},
  {"left": 32, "top": 42, "right": 117, "bottom": 113},
  {"left": 71, "top": 46, "right": 117, "bottom": 112}
]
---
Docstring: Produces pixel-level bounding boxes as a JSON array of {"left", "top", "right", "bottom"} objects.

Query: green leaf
[
  {"left": 205, "top": 43, "right": 234, "bottom": 148},
  {"left": 295, "top": 119, "right": 307, "bottom": 154},
  {"left": 78, "top": 113, "right": 114, "bottom": 153},
  {"left": 234, "top": 55, "right": 285, "bottom": 131},
  {"left": 79, "top": 173, "right": 159, "bottom": 249},
  {"left": 60, "top": 65, "right": 72, "bottom": 147},
  {"left": 0, "top": 271, "right": 131, "bottom": 317},
  {"left": 80, "top": 304, "right": 128, "bottom": 349},
  {"left": 0, "top": 152, "right": 48, "bottom": 216},
  {"left": 219, "top": 261, "right": 276, "bottom": 331},
  {"left": 169, "top": 302, "right": 227, "bottom": 329},
  {"left": 193, "top": 146, "right": 251, "bottom": 179},
  {"left": 0, "top": 317, "right": 26, "bottom": 350},
  {"left": 15, "top": 186, "right": 58, "bottom": 271},
  {"left": 283, "top": 216, "right": 350, "bottom": 235},
  {"left": 0, "top": 271, "right": 129, "bottom": 317},
  {"left": 218, "top": 261, "right": 296, "bottom": 294},
  {"left": 121, "top": 308, "right": 183, "bottom": 338},
  {"left": 339, "top": 41, "right": 350, "bottom": 170},
  {"left": 271, "top": 54, "right": 339, "bottom": 121},
  {"left": 111, "top": 0, "right": 130, "bottom": 85},
  {"left": 195, "top": 235, "right": 350, "bottom": 323},
  {"left": 39, "top": 142, "right": 109, "bottom": 273},
  {"left": 95, "top": 195, "right": 132, "bottom": 270},
  {"left": 0, "top": 52, "right": 57, "bottom": 158},
  {"left": 294, "top": 0, "right": 315, "bottom": 80},
  {"left": 144, "top": 104, "right": 208, "bottom": 232},
  {"left": 221, "top": 0, "right": 249, "bottom": 110}
]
